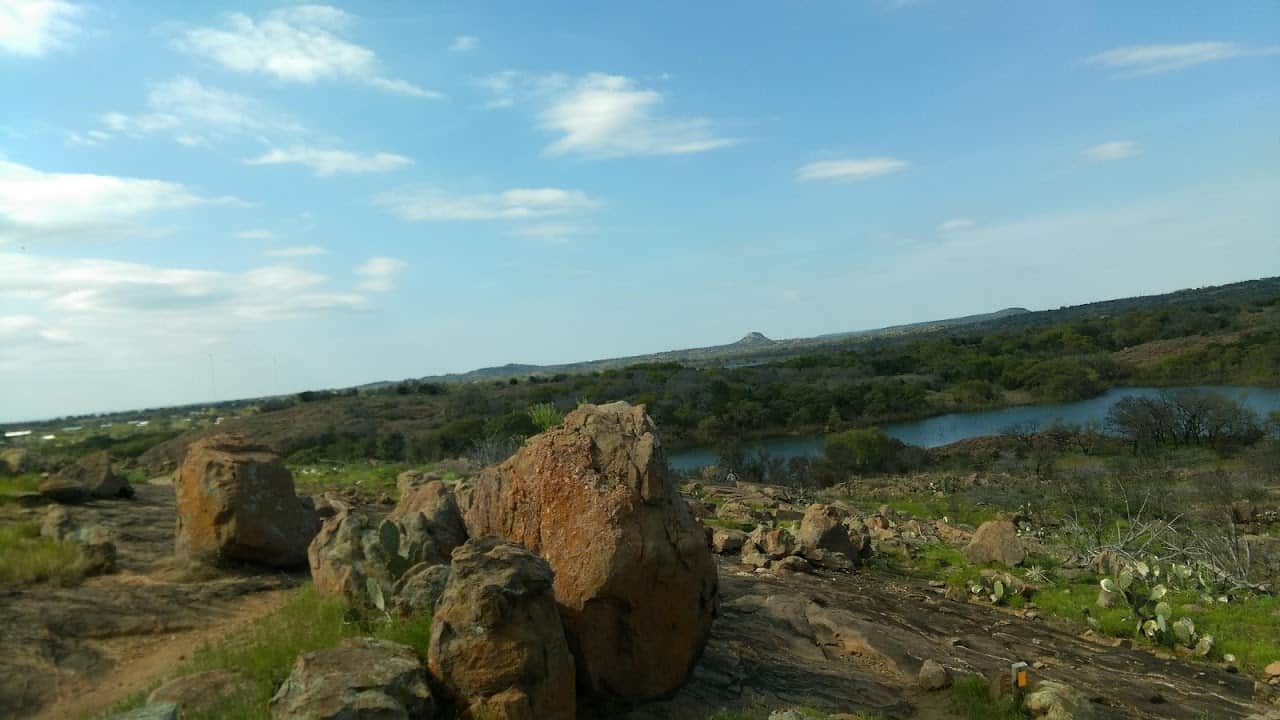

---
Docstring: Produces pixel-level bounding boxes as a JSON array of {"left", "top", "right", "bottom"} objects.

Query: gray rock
[
  {"left": 107, "top": 702, "right": 178, "bottom": 720},
  {"left": 918, "top": 659, "right": 952, "bottom": 690},
  {"left": 269, "top": 637, "right": 433, "bottom": 720}
]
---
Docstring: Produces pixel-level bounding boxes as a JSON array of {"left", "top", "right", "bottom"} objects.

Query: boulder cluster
[{"left": 151, "top": 402, "right": 717, "bottom": 719}]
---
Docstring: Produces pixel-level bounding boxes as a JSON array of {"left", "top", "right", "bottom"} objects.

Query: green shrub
[{"left": 527, "top": 403, "right": 564, "bottom": 432}]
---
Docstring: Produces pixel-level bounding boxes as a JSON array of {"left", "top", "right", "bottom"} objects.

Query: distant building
[
  {"left": 3, "top": 430, "right": 31, "bottom": 438},
  {"left": 61, "top": 426, "right": 83, "bottom": 432},
  {"left": 41, "top": 434, "right": 56, "bottom": 441}
]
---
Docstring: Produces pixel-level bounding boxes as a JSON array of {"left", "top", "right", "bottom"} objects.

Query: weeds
[{"left": 0, "top": 521, "right": 87, "bottom": 587}]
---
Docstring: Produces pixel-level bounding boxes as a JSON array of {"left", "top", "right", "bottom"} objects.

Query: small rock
[
  {"left": 40, "top": 506, "right": 74, "bottom": 540},
  {"left": 963, "top": 520, "right": 1027, "bottom": 566},
  {"left": 748, "top": 526, "right": 797, "bottom": 560},
  {"left": 269, "top": 637, "right": 433, "bottom": 720},
  {"left": 711, "top": 528, "right": 748, "bottom": 554},
  {"left": 148, "top": 670, "right": 248, "bottom": 716},
  {"left": 741, "top": 549, "right": 771, "bottom": 569},
  {"left": 918, "top": 659, "right": 952, "bottom": 691},
  {"left": 1265, "top": 661, "right": 1280, "bottom": 680}
]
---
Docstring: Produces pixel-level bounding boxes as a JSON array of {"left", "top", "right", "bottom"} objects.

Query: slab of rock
[
  {"left": 395, "top": 469, "right": 437, "bottom": 499},
  {"left": 148, "top": 670, "right": 248, "bottom": 716},
  {"left": 711, "top": 528, "right": 748, "bottom": 554},
  {"left": 40, "top": 506, "right": 74, "bottom": 541},
  {"left": 963, "top": 519, "right": 1027, "bottom": 566},
  {"left": 107, "top": 703, "right": 178, "bottom": 720},
  {"left": 269, "top": 637, "right": 433, "bottom": 720},
  {"left": 40, "top": 451, "right": 130, "bottom": 503},
  {"left": 428, "top": 538, "right": 575, "bottom": 720},
  {"left": 461, "top": 402, "right": 717, "bottom": 702},
  {"left": 1024, "top": 680, "right": 1095, "bottom": 719},
  {"left": 175, "top": 434, "right": 319, "bottom": 568}
]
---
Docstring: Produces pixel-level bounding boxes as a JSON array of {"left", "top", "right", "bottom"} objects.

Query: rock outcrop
[
  {"left": 175, "top": 434, "right": 318, "bottom": 568},
  {"left": 962, "top": 519, "right": 1027, "bottom": 566},
  {"left": 269, "top": 637, "right": 434, "bottom": 720},
  {"left": 39, "top": 451, "right": 130, "bottom": 503},
  {"left": 148, "top": 670, "right": 249, "bottom": 717},
  {"left": 389, "top": 479, "right": 468, "bottom": 554},
  {"left": 461, "top": 402, "right": 718, "bottom": 701},
  {"left": 798, "top": 504, "right": 863, "bottom": 566},
  {"left": 428, "top": 538, "right": 575, "bottom": 720},
  {"left": 0, "top": 448, "right": 33, "bottom": 475}
]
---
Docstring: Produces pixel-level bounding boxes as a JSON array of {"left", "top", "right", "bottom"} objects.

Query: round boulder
[
  {"left": 963, "top": 520, "right": 1027, "bottom": 566},
  {"left": 175, "top": 434, "right": 319, "bottom": 568},
  {"left": 428, "top": 538, "right": 575, "bottom": 720},
  {"left": 461, "top": 402, "right": 717, "bottom": 701}
]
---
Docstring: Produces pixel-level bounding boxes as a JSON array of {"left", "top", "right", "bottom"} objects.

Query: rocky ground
[{"left": 1, "top": 477, "right": 1273, "bottom": 719}]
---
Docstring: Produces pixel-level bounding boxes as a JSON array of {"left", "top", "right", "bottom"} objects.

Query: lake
[{"left": 666, "top": 385, "right": 1280, "bottom": 472}]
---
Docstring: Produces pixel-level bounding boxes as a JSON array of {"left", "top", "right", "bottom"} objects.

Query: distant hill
[{"left": 398, "top": 306, "right": 1035, "bottom": 385}]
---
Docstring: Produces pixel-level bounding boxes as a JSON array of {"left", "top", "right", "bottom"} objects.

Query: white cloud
[
  {"left": 375, "top": 187, "right": 596, "bottom": 222},
  {"left": 266, "top": 245, "right": 326, "bottom": 257},
  {"left": 0, "top": 0, "right": 82, "bottom": 56},
  {"left": 0, "top": 159, "right": 241, "bottom": 243},
  {"left": 355, "top": 256, "right": 406, "bottom": 292},
  {"left": 246, "top": 146, "right": 412, "bottom": 176},
  {"left": 939, "top": 218, "right": 976, "bottom": 232},
  {"left": 480, "top": 71, "right": 735, "bottom": 157},
  {"left": 91, "top": 76, "right": 303, "bottom": 145},
  {"left": 178, "top": 6, "right": 439, "bottom": 97},
  {"left": 1084, "top": 42, "right": 1280, "bottom": 76},
  {"left": 0, "top": 252, "right": 367, "bottom": 321},
  {"left": 235, "top": 228, "right": 275, "bottom": 240},
  {"left": 1082, "top": 140, "right": 1140, "bottom": 162},
  {"left": 450, "top": 35, "right": 477, "bottom": 52},
  {"left": 796, "top": 157, "right": 909, "bottom": 182}
]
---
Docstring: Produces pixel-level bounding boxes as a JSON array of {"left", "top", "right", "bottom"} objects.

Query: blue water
[{"left": 667, "top": 385, "right": 1280, "bottom": 471}]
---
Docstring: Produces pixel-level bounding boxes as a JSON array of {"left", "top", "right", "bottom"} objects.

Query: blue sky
[{"left": 1, "top": 1, "right": 1278, "bottom": 421}]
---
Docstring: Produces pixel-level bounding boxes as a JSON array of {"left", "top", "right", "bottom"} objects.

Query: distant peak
[{"left": 734, "top": 331, "right": 774, "bottom": 346}]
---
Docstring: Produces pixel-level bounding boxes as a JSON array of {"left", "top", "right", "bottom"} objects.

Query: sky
[{"left": 1, "top": 1, "right": 1278, "bottom": 421}]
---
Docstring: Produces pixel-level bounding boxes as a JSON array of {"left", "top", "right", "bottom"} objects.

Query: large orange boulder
[
  {"left": 428, "top": 538, "right": 575, "bottom": 720},
  {"left": 462, "top": 402, "right": 718, "bottom": 701},
  {"left": 175, "top": 434, "right": 318, "bottom": 568}
]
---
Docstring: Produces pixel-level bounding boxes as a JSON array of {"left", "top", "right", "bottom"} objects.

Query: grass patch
[
  {"left": 181, "top": 586, "right": 356, "bottom": 718},
  {"left": 0, "top": 473, "right": 41, "bottom": 504},
  {"left": 0, "top": 521, "right": 88, "bottom": 587},
  {"left": 948, "top": 675, "right": 1027, "bottom": 720},
  {"left": 847, "top": 494, "right": 998, "bottom": 528},
  {"left": 288, "top": 462, "right": 408, "bottom": 497},
  {"left": 702, "top": 517, "right": 757, "bottom": 532},
  {"left": 154, "top": 584, "right": 436, "bottom": 719}
]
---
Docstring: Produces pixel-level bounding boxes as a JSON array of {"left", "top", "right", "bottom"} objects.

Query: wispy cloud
[
  {"left": 508, "top": 222, "right": 592, "bottom": 245},
  {"left": 480, "top": 71, "right": 736, "bottom": 158},
  {"left": 375, "top": 187, "right": 597, "bottom": 221},
  {"left": 939, "top": 218, "right": 976, "bottom": 232},
  {"left": 246, "top": 146, "right": 413, "bottom": 176},
  {"left": 266, "top": 245, "right": 326, "bottom": 258},
  {"left": 796, "top": 157, "right": 909, "bottom": 182},
  {"left": 0, "top": 0, "right": 83, "bottom": 56},
  {"left": 177, "top": 5, "right": 439, "bottom": 97},
  {"left": 0, "top": 252, "right": 366, "bottom": 321},
  {"left": 449, "top": 35, "right": 477, "bottom": 52},
  {"left": 1084, "top": 42, "right": 1280, "bottom": 76},
  {"left": 1082, "top": 140, "right": 1140, "bottom": 162},
  {"left": 87, "top": 76, "right": 303, "bottom": 146},
  {"left": 235, "top": 228, "right": 275, "bottom": 240},
  {"left": 355, "top": 256, "right": 406, "bottom": 292},
  {"left": 0, "top": 159, "right": 242, "bottom": 244}
]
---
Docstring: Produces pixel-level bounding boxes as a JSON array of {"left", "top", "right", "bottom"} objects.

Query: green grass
[
  {"left": 0, "top": 473, "right": 41, "bottom": 504},
  {"left": 948, "top": 675, "right": 1028, "bottom": 720},
  {"left": 0, "top": 521, "right": 88, "bottom": 587},
  {"left": 847, "top": 494, "right": 999, "bottom": 528},
  {"left": 1033, "top": 583, "right": 1280, "bottom": 676},
  {"left": 288, "top": 462, "right": 408, "bottom": 497},
  {"left": 702, "top": 517, "right": 757, "bottom": 532},
  {"left": 122, "top": 584, "right": 438, "bottom": 719}
]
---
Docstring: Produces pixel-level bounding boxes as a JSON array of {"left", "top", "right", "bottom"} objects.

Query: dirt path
[
  {"left": 0, "top": 484, "right": 303, "bottom": 719},
  {"left": 32, "top": 587, "right": 293, "bottom": 720}
]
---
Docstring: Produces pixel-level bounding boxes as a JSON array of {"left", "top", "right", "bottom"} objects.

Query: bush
[
  {"left": 527, "top": 403, "right": 564, "bottom": 432},
  {"left": 0, "top": 522, "right": 88, "bottom": 587}
]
